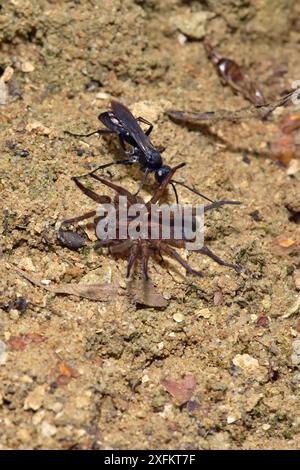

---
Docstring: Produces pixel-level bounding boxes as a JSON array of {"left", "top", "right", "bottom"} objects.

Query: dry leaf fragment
[
  {"left": 58, "top": 362, "right": 78, "bottom": 378},
  {"left": 127, "top": 278, "right": 168, "bottom": 308},
  {"left": 272, "top": 233, "right": 299, "bottom": 257},
  {"left": 270, "top": 133, "right": 296, "bottom": 166},
  {"left": 12, "top": 265, "right": 118, "bottom": 301},
  {"left": 214, "top": 290, "right": 224, "bottom": 306},
  {"left": 280, "top": 112, "right": 300, "bottom": 134},
  {"left": 278, "top": 238, "right": 296, "bottom": 248},
  {"left": 9, "top": 333, "right": 46, "bottom": 351},
  {"left": 25, "top": 120, "right": 51, "bottom": 135},
  {"left": 161, "top": 373, "right": 196, "bottom": 405}
]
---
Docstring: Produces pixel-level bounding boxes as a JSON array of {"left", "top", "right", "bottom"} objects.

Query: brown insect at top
[
  {"left": 204, "top": 40, "right": 265, "bottom": 106},
  {"left": 61, "top": 164, "right": 242, "bottom": 281}
]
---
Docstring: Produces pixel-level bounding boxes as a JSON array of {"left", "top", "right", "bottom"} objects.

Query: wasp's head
[{"left": 155, "top": 165, "right": 172, "bottom": 184}]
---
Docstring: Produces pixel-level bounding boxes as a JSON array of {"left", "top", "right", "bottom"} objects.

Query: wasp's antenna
[
  {"left": 171, "top": 179, "right": 215, "bottom": 204},
  {"left": 171, "top": 182, "right": 179, "bottom": 205}
]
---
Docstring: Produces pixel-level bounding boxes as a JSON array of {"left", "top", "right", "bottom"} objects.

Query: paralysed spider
[{"left": 60, "top": 163, "right": 242, "bottom": 280}]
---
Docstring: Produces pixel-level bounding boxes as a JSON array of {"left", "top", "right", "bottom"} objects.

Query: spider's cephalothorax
[{"left": 61, "top": 164, "right": 242, "bottom": 280}]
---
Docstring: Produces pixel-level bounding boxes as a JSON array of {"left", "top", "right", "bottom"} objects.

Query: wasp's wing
[{"left": 111, "top": 101, "right": 155, "bottom": 156}]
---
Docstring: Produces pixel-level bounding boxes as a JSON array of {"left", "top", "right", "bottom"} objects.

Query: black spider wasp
[{"left": 65, "top": 100, "right": 214, "bottom": 203}]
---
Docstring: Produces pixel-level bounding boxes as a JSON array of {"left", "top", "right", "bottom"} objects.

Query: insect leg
[
  {"left": 118, "top": 136, "right": 127, "bottom": 151},
  {"left": 72, "top": 176, "right": 112, "bottom": 204},
  {"left": 204, "top": 200, "right": 240, "bottom": 213},
  {"left": 64, "top": 129, "right": 114, "bottom": 138},
  {"left": 133, "top": 168, "right": 151, "bottom": 196},
  {"left": 61, "top": 210, "right": 97, "bottom": 227},
  {"left": 171, "top": 182, "right": 179, "bottom": 204},
  {"left": 136, "top": 117, "right": 153, "bottom": 136},
  {"left": 141, "top": 244, "right": 150, "bottom": 280},
  {"left": 126, "top": 243, "right": 139, "bottom": 278},
  {"left": 76, "top": 159, "right": 133, "bottom": 178},
  {"left": 196, "top": 245, "right": 242, "bottom": 272},
  {"left": 160, "top": 245, "right": 203, "bottom": 278},
  {"left": 171, "top": 179, "right": 215, "bottom": 204}
]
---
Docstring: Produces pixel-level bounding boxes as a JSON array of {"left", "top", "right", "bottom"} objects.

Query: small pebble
[
  {"left": 47, "top": 401, "right": 63, "bottom": 413},
  {"left": 19, "top": 257, "right": 36, "bottom": 272},
  {"left": 9, "top": 309, "right": 19, "bottom": 321},
  {"left": 24, "top": 385, "right": 46, "bottom": 411},
  {"left": 213, "top": 290, "right": 223, "bottom": 306},
  {"left": 141, "top": 374, "right": 150, "bottom": 384},
  {"left": 257, "top": 315, "right": 270, "bottom": 328},
  {"left": 39, "top": 421, "right": 57, "bottom": 438},
  {"left": 173, "top": 313, "right": 184, "bottom": 323},
  {"left": 291, "top": 354, "right": 300, "bottom": 366},
  {"left": 177, "top": 33, "right": 187, "bottom": 45},
  {"left": 232, "top": 354, "right": 260, "bottom": 373},
  {"left": 26, "top": 121, "right": 51, "bottom": 135},
  {"left": 227, "top": 412, "right": 241, "bottom": 424},
  {"left": 95, "top": 91, "right": 111, "bottom": 100},
  {"left": 0, "top": 340, "right": 7, "bottom": 366},
  {"left": 287, "top": 159, "right": 300, "bottom": 176},
  {"left": 291, "top": 339, "right": 300, "bottom": 365},
  {"left": 262, "top": 424, "right": 271, "bottom": 431},
  {"left": 197, "top": 308, "right": 211, "bottom": 319},
  {"left": 21, "top": 61, "right": 35, "bottom": 73}
]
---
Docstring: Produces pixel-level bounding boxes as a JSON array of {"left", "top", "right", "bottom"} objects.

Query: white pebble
[{"left": 173, "top": 313, "right": 184, "bottom": 322}]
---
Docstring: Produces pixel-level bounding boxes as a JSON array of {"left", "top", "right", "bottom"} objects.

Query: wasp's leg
[{"left": 136, "top": 116, "right": 154, "bottom": 136}]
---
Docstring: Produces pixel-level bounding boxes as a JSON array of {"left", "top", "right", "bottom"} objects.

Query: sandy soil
[{"left": 0, "top": 0, "right": 300, "bottom": 450}]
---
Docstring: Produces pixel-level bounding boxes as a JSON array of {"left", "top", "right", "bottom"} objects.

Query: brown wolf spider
[{"left": 61, "top": 163, "right": 242, "bottom": 280}]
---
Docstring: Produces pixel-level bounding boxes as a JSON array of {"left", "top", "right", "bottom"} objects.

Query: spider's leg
[
  {"left": 109, "top": 240, "right": 132, "bottom": 254},
  {"left": 77, "top": 158, "right": 134, "bottom": 179},
  {"left": 61, "top": 210, "right": 96, "bottom": 227},
  {"left": 147, "top": 163, "right": 185, "bottom": 207},
  {"left": 126, "top": 243, "right": 139, "bottom": 278},
  {"left": 72, "top": 177, "right": 111, "bottom": 204},
  {"left": 141, "top": 244, "right": 150, "bottom": 280},
  {"left": 94, "top": 239, "right": 117, "bottom": 250},
  {"left": 204, "top": 200, "right": 240, "bottom": 213},
  {"left": 133, "top": 168, "right": 150, "bottom": 197},
  {"left": 197, "top": 245, "right": 242, "bottom": 272},
  {"left": 89, "top": 172, "right": 137, "bottom": 204},
  {"left": 160, "top": 245, "right": 203, "bottom": 278},
  {"left": 158, "top": 249, "right": 165, "bottom": 265}
]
